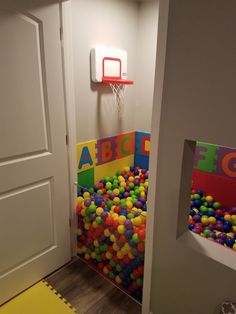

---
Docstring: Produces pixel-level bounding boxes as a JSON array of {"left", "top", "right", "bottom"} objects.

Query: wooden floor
[{"left": 46, "top": 258, "right": 142, "bottom": 314}]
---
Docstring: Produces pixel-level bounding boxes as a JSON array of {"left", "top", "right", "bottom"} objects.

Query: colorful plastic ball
[
  {"left": 225, "top": 237, "right": 235, "bottom": 248},
  {"left": 117, "top": 225, "right": 126, "bottom": 234}
]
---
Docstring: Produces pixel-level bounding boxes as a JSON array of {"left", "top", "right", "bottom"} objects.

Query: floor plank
[{"left": 46, "top": 258, "right": 142, "bottom": 314}]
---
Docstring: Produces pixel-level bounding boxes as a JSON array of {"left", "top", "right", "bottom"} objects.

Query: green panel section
[
  {"left": 194, "top": 142, "right": 219, "bottom": 173},
  {"left": 77, "top": 168, "right": 94, "bottom": 192}
]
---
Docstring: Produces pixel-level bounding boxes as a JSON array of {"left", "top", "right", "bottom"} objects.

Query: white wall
[
  {"left": 135, "top": 1, "right": 158, "bottom": 132},
  {"left": 71, "top": 0, "right": 139, "bottom": 142},
  {"left": 147, "top": 0, "right": 236, "bottom": 313},
  {"left": 71, "top": 0, "right": 158, "bottom": 143}
]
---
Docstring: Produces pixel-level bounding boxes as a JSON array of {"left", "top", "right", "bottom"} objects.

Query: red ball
[
  {"left": 113, "top": 220, "right": 119, "bottom": 229},
  {"left": 123, "top": 256, "right": 130, "bottom": 265},
  {"left": 98, "top": 263, "right": 104, "bottom": 271},
  {"left": 138, "top": 229, "right": 146, "bottom": 240},
  {"left": 114, "top": 206, "right": 121, "bottom": 214},
  {"left": 137, "top": 242, "right": 145, "bottom": 253},
  {"left": 215, "top": 209, "right": 223, "bottom": 216}
]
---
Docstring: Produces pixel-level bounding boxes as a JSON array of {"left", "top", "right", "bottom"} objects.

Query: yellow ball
[
  {"left": 118, "top": 215, "right": 126, "bottom": 224},
  {"left": 77, "top": 228, "right": 82, "bottom": 236},
  {"left": 115, "top": 276, "right": 122, "bottom": 284},
  {"left": 84, "top": 223, "right": 90, "bottom": 230},
  {"left": 126, "top": 201, "right": 133, "bottom": 209},
  {"left": 232, "top": 215, "right": 236, "bottom": 220},
  {"left": 96, "top": 207, "right": 104, "bottom": 215},
  {"left": 140, "top": 191, "right": 146, "bottom": 198},
  {"left": 113, "top": 189, "right": 120, "bottom": 196},
  {"left": 208, "top": 217, "right": 216, "bottom": 224},
  {"left": 128, "top": 252, "right": 134, "bottom": 259},
  {"left": 94, "top": 240, "right": 99, "bottom": 247},
  {"left": 124, "top": 166, "right": 130, "bottom": 172},
  {"left": 77, "top": 196, "right": 84, "bottom": 204},
  {"left": 128, "top": 176, "right": 134, "bottom": 182},
  {"left": 118, "top": 176, "right": 125, "bottom": 182},
  {"left": 117, "top": 225, "right": 126, "bottom": 234},
  {"left": 133, "top": 216, "right": 142, "bottom": 226},
  {"left": 85, "top": 254, "right": 90, "bottom": 261},
  {"left": 205, "top": 195, "right": 213, "bottom": 202},
  {"left": 144, "top": 182, "right": 148, "bottom": 188},
  {"left": 233, "top": 243, "right": 236, "bottom": 251},
  {"left": 141, "top": 211, "right": 147, "bottom": 217},
  {"left": 103, "top": 266, "right": 109, "bottom": 274},
  {"left": 83, "top": 192, "right": 90, "bottom": 199},
  {"left": 92, "top": 221, "right": 98, "bottom": 228},
  {"left": 226, "top": 232, "right": 234, "bottom": 238},
  {"left": 106, "top": 251, "right": 112, "bottom": 259},
  {"left": 120, "top": 181, "right": 126, "bottom": 188},
  {"left": 113, "top": 197, "right": 121, "bottom": 204},
  {"left": 113, "top": 243, "right": 120, "bottom": 251},
  {"left": 201, "top": 216, "right": 209, "bottom": 225},
  {"left": 81, "top": 246, "right": 87, "bottom": 253},
  {"left": 77, "top": 248, "right": 83, "bottom": 255},
  {"left": 110, "top": 234, "right": 117, "bottom": 242},
  {"left": 81, "top": 209, "right": 85, "bottom": 217},
  {"left": 224, "top": 214, "right": 232, "bottom": 222},
  {"left": 117, "top": 251, "right": 124, "bottom": 259},
  {"left": 139, "top": 186, "right": 145, "bottom": 192},
  {"left": 91, "top": 252, "right": 96, "bottom": 259},
  {"left": 233, "top": 226, "right": 236, "bottom": 232},
  {"left": 104, "top": 228, "right": 111, "bottom": 237}
]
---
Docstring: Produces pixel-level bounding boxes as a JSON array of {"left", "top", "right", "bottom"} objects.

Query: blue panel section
[
  {"left": 134, "top": 154, "right": 149, "bottom": 170},
  {"left": 135, "top": 131, "right": 151, "bottom": 155}
]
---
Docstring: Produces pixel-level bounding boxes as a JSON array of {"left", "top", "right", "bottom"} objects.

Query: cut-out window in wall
[{"left": 188, "top": 142, "right": 236, "bottom": 251}]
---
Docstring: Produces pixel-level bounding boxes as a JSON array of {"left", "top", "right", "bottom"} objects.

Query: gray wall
[
  {"left": 71, "top": 0, "right": 158, "bottom": 142},
  {"left": 149, "top": 0, "right": 236, "bottom": 313},
  {"left": 135, "top": 1, "right": 158, "bottom": 132}
]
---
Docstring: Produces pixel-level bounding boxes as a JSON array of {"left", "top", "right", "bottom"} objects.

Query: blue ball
[
  {"left": 125, "top": 229, "right": 133, "bottom": 239},
  {"left": 130, "top": 166, "right": 135, "bottom": 172},
  {"left": 189, "top": 209, "right": 196, "bottom": 217},
  {"left": 196, "top": 189, "right": 203, "bottom": 196},
  {"left": 194, "top": 199, "right": 202, "bottom": 208},
  {"left": 225, "top": 238, "right": 235, "bottom": 248},
  {"left": 134, "top": 169, "right": 139, "bottom": 175},
  {"left": 188, "top": 224, "right": 195, "bottom": 230}
]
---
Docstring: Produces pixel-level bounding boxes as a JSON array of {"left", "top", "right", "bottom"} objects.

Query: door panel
[
  {"left": 0, "top": 11, "right": 49, "bottom": 159},
  {"left": 0, "top": 1, "right": 71, "bottom": 304}
]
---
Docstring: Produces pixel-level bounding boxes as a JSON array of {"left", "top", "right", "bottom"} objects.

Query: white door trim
[
  {"left": 142, "top": 0, "right": 169, "bottom": 313},
  {"left": 60, "top": 0, "right": 77, "bottom": 257}
]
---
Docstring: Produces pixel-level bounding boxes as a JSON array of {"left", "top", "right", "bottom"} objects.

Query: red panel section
[{"left": 192, "top": 169, "right": 236, "bottom": 209}]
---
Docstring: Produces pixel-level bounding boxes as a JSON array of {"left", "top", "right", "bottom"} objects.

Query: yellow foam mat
[{"left": 0, "top": 281, "right": 77, "bottom": 314}]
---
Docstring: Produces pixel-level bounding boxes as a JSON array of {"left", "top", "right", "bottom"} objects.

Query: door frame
[
  {"left": 60, "top": 0, "right": 77, "bottom": 257},
  {"left": 60, "top": 1, "right": 170, "bottom": 312}
]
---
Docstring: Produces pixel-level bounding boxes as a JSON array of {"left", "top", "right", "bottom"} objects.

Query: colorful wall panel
[
  {"left": 76, "top": 132, "right": 135, "bottom": 191},
  {"left": 134, "top": 131, "right": 151, "bottom": 169}
]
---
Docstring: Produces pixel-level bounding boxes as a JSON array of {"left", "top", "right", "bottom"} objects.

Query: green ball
[
  {"left": 116, "top": 264, "right": 122, "bottom": 272},
  {"left": 96, "top": 255, "right": 102, "bottom": 262},
  {"left": 119, "top": 187, "right": 125, "bottom": 194},
  {"left": 88, "top": 204, "right": 96, "bottom": 213},
  {"left": 96, "top": 216, "right": 103, "bottom": 224},
  {"left": 129, "top": 182, "right": 135, "bottom": 189},
  {"left": 127, "top": 213, "right": 134, "bottom": 219},
  {"left": 107, "top": 200, "right": 114, "bottom": 208},
  {"left": 213, "top": 202, "right": 221, "bottom": 209},
  {"left": 130, "top": 273, "right": 136, "bottom": 280},
  {"left": 95, "top": 247, "right": 100, "bottom": 254},
  {"left": 132, "top": 233, "right": 140, "bottom": 244},
  {"left": 110, "top": 260, "right": 116, "bottom": 267},
  {"left": 97, "top": 189, "right": 103, "bottom": 195},
  {"left": 136, "top": 278, "right": 143, "bottom": 287},
  {"left": 203, "top": 229, "right": 210, "bottom": 237},
  {"left": 232, "top": 219, "right": 236, "bottom": 226},
  {"left": 100, "top": 243, "right": 108, "bottom": 252},
  {"left": 84, "top": 216, "right": 90, "bottom": 223},
  {"left": 192, "top": 193, "right": 201, "bottom": 200},
  {"left": 199, "top": 205, "right": 208, "bottom": 214},
  {"left": 109, "top": 272, "right": 115, "bottom": 279}
]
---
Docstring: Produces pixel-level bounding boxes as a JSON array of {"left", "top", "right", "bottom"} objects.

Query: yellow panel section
[
  {"left": 0, "top": 281, "right": 76, "bottom": 314},
  {"left": 95, "top": 155, "right": 134, "bottom": 183},
  {"left": 144, "top": 138, "right": 151, "bottom": 152},
  {"left": 76, "top": 140, "right": 96, "bottom": 173}
]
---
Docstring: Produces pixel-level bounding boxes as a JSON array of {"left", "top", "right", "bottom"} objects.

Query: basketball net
[{"left": 109, "top": 83, "right": 126, "bottom": 118}]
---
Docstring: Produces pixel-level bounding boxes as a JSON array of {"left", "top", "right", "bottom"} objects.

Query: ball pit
[
  {"left": 76, "top": 166, "right": 148, "bottom": 302},
  {"left": 189, "top": 189, "right": 236, "bottom": 250}
]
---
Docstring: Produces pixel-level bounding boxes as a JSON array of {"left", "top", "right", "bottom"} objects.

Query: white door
[{"left": 0, "top": 1, "right": 71, "bottom": 304}]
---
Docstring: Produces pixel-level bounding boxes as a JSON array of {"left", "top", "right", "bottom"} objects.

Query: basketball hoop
[
  {"left": 91, "top": 47, "right": 134, "bottom": 116},
  {"left": 102, "top": 78, "right": 133, "bottom": 116}
]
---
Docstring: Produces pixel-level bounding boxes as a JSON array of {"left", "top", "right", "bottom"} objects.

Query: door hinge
[
  {"left": 66, "top": 134, "right": 69, "bottom": 145},
  {"left": 60, "top": 26, "right": 63, "bottom": 41}
]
